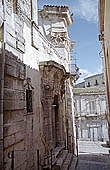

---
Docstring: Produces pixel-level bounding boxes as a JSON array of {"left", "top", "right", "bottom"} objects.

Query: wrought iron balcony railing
[{"left": 69, "top": 64, "right": 80, "bottom": 81}]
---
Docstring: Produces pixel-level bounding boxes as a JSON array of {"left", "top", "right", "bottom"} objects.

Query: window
[
  {"left": 87, "top": 82, "right": 90, "bottom": 87},
  {"left": 24, "top": 77, "right": 34, "bottom": 114},
  {"left": 95, "top": 80, "right": 98, "bottom": 86},
  {"left": 26, "top": 89, "right": 33, "bottom": 113}
]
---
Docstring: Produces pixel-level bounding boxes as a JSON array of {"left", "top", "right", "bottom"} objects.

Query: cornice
[{"left": 73, "top": 87, "right": 106, "bottom": 95}]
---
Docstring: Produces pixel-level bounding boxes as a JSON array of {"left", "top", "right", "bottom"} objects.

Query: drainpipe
[{"left": 0, "top": 0, "right": 6, "bottom": 168}]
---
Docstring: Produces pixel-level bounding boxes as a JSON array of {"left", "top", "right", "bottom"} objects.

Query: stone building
[
  {"left": 84, "top": 73, "right": 105, "bottom": 88},
  {"left": 73, "top": 74, "right": 108, "bottom": 142},
  {"left": 75, "top": 73, "right": 105, "bottom": 88},
  {"left": 98, "top": 0, "right": 110, "bottom": 145},
  {"left": 0, "top": 1, "right": 79, "bottom": 170}
]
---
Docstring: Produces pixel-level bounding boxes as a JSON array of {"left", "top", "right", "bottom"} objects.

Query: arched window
[{"left": 24, "top": 78, "right": 34, "bottom": 113}]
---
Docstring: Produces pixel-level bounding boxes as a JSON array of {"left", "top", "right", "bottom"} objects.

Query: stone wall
[
  {"left": 25, "top": 66, "right": 46, "bottom": 168},
  {"left": 2, "top": 53, "right": 45, "bottom": 170},
  {"left": 3, "top": 51, "right": 26, "bottom": 170},
  {"left": 0, "top": 1, "right": 78, "bottom": 169}
]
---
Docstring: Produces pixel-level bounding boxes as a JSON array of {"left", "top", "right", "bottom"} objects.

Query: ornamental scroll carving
[{"left": 50, "top": 32, "right": 70, "bottom": 48}]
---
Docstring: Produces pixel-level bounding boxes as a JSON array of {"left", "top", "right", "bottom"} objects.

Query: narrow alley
[
  {"left": 1, "top": 0, "right": 110, "bottom": 170},
  {"left": 76, "top": 141, "right": 110, "bottom": 170}
]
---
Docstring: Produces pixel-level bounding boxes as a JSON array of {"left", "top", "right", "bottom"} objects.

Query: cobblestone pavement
[{"left": 76, "top": 141, "right": 110, "bottom": 170}]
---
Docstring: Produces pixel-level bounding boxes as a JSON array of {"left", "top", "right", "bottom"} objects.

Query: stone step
[
  {"left": 44, "top": 146, "right": 65, "bottom": 169},
  {"left": 53, "top": 146, "right": 65, "bottom": 159},
  {"left": 69, "top": 156, "right": 78, "bottom": 170},
  {"left": 61, "top": 153, "right": 73, "bottom": 170},
  {"left": 54, "top": 150, "right": 68, "bottom": 170}
]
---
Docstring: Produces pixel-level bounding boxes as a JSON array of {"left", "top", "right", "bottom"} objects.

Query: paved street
[
  {"left": 78, "top": 141, "right": 109, "bottom": 154},
  {"left": 76, "top": 141, "right": 110, "bottom": 170}
]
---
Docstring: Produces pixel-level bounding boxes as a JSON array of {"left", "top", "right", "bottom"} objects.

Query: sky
[{"left": 37, "top": 0, "right": 102, "bottom": 83}]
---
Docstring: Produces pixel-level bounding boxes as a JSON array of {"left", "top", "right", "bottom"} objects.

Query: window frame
[
  {"left": 26, "top": 89, "right": 33, "bottom": 113},
  {"left": 24, "top": 78, "right": 34, "bottom": 115}
]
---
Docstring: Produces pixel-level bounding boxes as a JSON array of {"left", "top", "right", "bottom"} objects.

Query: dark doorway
[
  {"left": 52, "top": 95, "right": 59, "bottom": 147},
  {"left": 66, "top": 119, "right": 69, "bottom": 150}
]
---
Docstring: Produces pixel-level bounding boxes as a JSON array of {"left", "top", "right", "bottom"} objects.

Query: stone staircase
[{"left": 43, "top": 147, "right": 78, "bottom": 170}]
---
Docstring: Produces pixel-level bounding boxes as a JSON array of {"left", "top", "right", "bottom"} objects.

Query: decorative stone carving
[
  {"left": 0, "top": 1, "right": 3, "bottom": 26},
  {"left": 17, "top": 0, "right": 31, "bottom": 20},
  {"left": 50, "top": 32, "right": 68, "bottom": 46},
  {"left": 40, "top": 61, "right": 65, "bottom": 147},
  {"left": 39, "top": 61, "right": 70, "bottom": 153},
  {"left": 6, "top": 0, "right": 12, "bottom": 15},
  {"left": 60, "top": 78, "right": 65, "bottom": 98},
  {"left": 50, "top": 32, "right": 72, "bottom": 52}
]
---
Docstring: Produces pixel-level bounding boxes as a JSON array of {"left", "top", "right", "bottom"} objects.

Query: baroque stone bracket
[{"left": 39, "top": 61, "right": 71, "bottom": 102}]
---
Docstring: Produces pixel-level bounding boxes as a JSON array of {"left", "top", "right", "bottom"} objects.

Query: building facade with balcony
[
  {"left": 75, "top": 73, "right": 105, "bottom": 88},
  {"left": 84, "top": 73, "right": 105, "bottom": 88},
  {"left": 0, "top": 1, "right": 79, "bottom": 170},
  {"left": 73, "top": 74, "right": 108, "bottom": 142}
]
